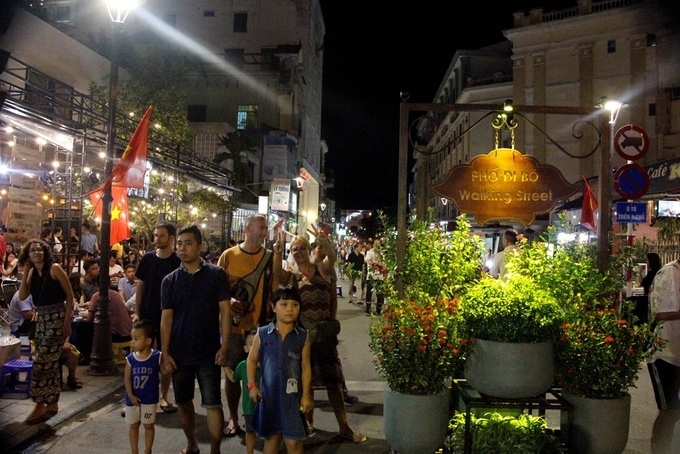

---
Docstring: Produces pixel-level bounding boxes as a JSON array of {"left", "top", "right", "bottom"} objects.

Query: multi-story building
[
  {"left": 0, "top": 0, "right": 327, "bottom": 242},
  {"left": 416, "top": 0, "right": 680, "bottom": 242}
]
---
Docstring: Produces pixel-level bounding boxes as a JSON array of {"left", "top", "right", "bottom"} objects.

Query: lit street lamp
[
  {"left": 596, "top": 97, "right": 625, "bottom": 274},
  {"left": 88, "top": 0, "right": 136, "bottom": 376}
]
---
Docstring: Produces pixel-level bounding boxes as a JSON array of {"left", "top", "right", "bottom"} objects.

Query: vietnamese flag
[
  {"left": 89, "top": 185, "right": 130, "bottom": 246},
  {"left": 104, "top": 105, "right": 152, "bottom": 190},
  {"left": 581, "top": 176, "right": 599, "bottom": 232}
]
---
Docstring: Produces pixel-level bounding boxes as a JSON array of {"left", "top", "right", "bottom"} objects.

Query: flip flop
[
  {"left": 222, "top": 422, "right": 242, "bottom": 437},
  {"left": 160, "top": 403, "right": 177, "bottom": 413},
  {"left": 338, "top": 432, "right": 367, "bottom": 443},
  {"left": 180, "top": 449, "right": 200, "bottom": 454}
]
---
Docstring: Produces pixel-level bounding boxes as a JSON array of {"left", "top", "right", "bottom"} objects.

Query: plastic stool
[
  {"left": 0, "top": 359, "right": 33, "bottom": 399},
  {"left": 112, "top": 341, "right": 131, "bottom": 366},
  {"left": 336, "top": 286, "right": 343, "bottom": 297}
]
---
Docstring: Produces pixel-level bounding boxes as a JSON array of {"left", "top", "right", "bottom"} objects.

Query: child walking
[
  {"left": 225, "top": 328, "right": 262, "bottom": 454},
  {"left": 124, "top": 319, "right": 161, "bottom": 454},
  {"left": 248, "top": 285, "right": 312, "bottom": 454}
]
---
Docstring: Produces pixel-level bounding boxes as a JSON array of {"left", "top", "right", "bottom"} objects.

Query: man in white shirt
[
  {"left": 648, "top": 259, "right": 680, "bottom": 453},
  {"left": 490, "top": 229, "right": 518, "bottom": 279}
]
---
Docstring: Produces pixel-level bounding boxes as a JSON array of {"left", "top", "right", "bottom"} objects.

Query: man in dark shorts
[
  {"left": 161, "top": 225, "right": 231, "bottom": 454},
  {"left": 135, "top": 221, "right": 181, "bottom": 413},
  {"left": 647, "top": 259, "right": 680, "bottom": 453}
]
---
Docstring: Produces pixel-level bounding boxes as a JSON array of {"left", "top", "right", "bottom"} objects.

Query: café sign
[{"left": 430, "top": 148, "right": 578, "bottom": 225}]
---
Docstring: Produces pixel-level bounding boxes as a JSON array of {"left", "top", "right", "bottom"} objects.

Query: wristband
[{"left": 247, "top": 382, "right": 257, "bottom": 390}]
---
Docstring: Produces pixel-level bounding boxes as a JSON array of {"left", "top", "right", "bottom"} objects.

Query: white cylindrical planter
[
  {"left": 384, "top": 386, "right": 450, "bottom": 454},
  {"left": 464, "top": 338, "right": 554, "bottom": 399},
  {"left": 562, "top": 391, "right": 631, "bottom": 454}
]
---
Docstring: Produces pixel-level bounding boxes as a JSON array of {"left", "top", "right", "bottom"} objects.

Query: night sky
[{"left": 319, "top": 1, "right": 576, "bottom": 211}]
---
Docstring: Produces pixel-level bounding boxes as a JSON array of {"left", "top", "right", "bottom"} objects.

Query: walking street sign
[{"left": 430, "top": 148, "right": 578, "bottom": 226}]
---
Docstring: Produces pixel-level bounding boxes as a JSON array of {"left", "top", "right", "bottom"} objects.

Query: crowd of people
[{"left": 4, "top": 216, "right": 371, "bottom": 454}]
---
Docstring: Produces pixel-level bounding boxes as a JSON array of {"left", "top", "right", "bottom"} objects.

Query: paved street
[{"left": 0, "top": 274, "right": 671, "bottom": 453}]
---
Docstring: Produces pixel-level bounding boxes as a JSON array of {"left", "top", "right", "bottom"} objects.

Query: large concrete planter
[
  {"left": 562, "top": 391, "right": 631, "bottom": 454},
  {"left": 384, "top": 386, "right": 450, "bottom": 454},
  {"left": 464, "top": 338, "right": 554, "bottom": 398}
]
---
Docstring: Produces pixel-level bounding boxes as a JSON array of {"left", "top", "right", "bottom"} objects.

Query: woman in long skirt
[{"left": 18, "top": 239, "right": 74, "bottom": 424}]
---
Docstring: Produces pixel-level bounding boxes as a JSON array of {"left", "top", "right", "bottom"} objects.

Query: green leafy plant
[
  {"left": 448, "top": 412, "right": 565, "bottom": 454},
  {"left": 555, "top": 300, "right": 661, "bottom": 399},
  {"left": 376, "top": 212, "right": 484, "bottom": 301},
  {"left": 368, "top": 213, "right": 484, "bottom": 395},
  {"left": 369, "top": 297, "right": 469, "bottom": 395},
  {"left": 459, "top": 275, "right": 562, "bottom": 343}
]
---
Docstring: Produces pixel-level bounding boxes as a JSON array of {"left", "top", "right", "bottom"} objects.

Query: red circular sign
[
  {"left": 614, "top": 124, "right": 649, "bottom": 161},
  {"left": 613, "top": 163, "right": 650, "bottom": 199}
]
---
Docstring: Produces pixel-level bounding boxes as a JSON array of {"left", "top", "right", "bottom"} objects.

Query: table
[
  {"left": 452, "top": 379, "right": 574, "bottom": 454},
  {"left": 0, "top": 336, "right": 21, "bottom": 366}
]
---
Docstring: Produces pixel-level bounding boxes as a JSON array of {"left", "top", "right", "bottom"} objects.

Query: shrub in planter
[{"left": 448, "top": 412, "right": 565, "bottom": 454}]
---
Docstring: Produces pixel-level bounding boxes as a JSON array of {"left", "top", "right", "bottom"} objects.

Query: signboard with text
[
  {"left": 430, "top": 148, "right": 578, "bottom": 225},
  {"left": 270, "top": 179, "right": 291, "bottom": 211},
  {"left": 616, "top": 202, "right": 647, "bottom": 223}
]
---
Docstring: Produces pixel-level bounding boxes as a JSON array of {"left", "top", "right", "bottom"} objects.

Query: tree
[{"left": 215, "top": 131, "right": 258, "bottom": 187}]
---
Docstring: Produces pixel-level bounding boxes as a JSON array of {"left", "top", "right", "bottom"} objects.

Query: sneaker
[
  {"left": 365, "top": 312, "right": 371, "bottom": 316},
  {"left": 343, "top": 394, "right": 359, "bottom": 406},
  {"left": 357, "top": 301, "right": 364, "bottom": 305}
]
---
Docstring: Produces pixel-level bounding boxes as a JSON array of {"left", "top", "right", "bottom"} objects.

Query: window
[
  {"left": 237, "top": 105, "right": 258, "bottom": 130},
  {"left": 234, "top": 13, "right": 247, "bottom": 33},
  {"left": 224, "top": 48, "right": 244, "bottom": 69},
  {"left": 260, "top": 47, "right": 279, "bottom": 71},
  {"left": 204, "top": 10, "right": 215, "bottom": 17},
  {"left": 607, "top": 40, "right": 616, "bottom": 53},
  {"left": 649, "top": 103, "right": 656, "bottom": 116},
  {"left": 163, "top": 14, "right": 176, "bottom": 27},
  {"left": 187, "top": 105, "right": 207, "bottom": 122},
  {"left": 647, "top": 34, "right": 657, "bottom": 47},
  {"left": 54, "top": 6, "right": 72, "bottom": 22}
]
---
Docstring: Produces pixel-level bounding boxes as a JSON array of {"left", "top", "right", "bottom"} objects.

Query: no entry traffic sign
[
  {"left": 614, "top": 124, "right": 649, "bottom": 161},
  {"left": 614, "top": 163, "right": 650, "bottom": 199}
]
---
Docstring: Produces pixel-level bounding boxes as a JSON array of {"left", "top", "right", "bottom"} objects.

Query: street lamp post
[
  {"left": 88, "top": 0, "right": 134, "bottom": 376},
  {"left": 596, "top": 98, "right": 625, "bottom": 274}
]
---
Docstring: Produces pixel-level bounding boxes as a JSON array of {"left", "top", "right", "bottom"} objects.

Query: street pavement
[{"left": 0, "top": 274, "right": 670, "bottom": 453}]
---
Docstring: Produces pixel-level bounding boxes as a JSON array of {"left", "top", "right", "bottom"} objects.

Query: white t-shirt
[{"left": 649, "top": 260, "right": 680, "bottom": 366}]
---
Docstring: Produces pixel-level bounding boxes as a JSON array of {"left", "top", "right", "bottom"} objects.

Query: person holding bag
[
  {"left": 18, "top": 239, "right": 75, "bottom": 424},
  {"left": 273, "top": 227, "right": 365, "bottom": 443}
]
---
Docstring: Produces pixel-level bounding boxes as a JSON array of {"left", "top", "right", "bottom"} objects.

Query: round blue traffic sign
[{"left": 614, "top": 163, "right": 650, "bottom": 199}]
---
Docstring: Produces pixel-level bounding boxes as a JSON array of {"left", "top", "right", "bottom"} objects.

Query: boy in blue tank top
[{"left": 125, "top": 319, "right": 161, "bottom": 454}]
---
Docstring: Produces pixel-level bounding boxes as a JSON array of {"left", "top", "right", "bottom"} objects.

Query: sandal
[
  {"left": 67, "top": 377, "right": 83, "bottom": 389},
  {"left": 338, "top": 431, "right": 367, "bottom": 443}
]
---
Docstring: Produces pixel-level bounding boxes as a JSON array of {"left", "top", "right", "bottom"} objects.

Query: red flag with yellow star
[{"left": 89, "top": 185, "right": 130, "bottom": 246}]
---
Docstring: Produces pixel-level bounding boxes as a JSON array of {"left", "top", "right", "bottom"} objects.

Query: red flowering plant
[
  {"left": 368, "top": 212, "right": 484, "bottom": 395},
  {"left": 369, "top": 296, "right": 469, "bottom": 395},
  {"left": 554, "top": 300, "right": 661, "bottom": 399}
]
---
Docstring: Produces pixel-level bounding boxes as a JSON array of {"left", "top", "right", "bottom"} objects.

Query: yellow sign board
[{"left": 430, "top": 148, "right": 578, "bottom": 225}]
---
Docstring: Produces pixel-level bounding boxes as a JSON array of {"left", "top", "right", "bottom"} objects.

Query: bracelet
[{"left": 247, "top": 382, "right": 257, "bottom": 390}]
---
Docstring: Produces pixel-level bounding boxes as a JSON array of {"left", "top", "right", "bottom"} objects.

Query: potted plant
[
  {"left": 448, "top": 412, "right": 566, "bottom": 454},
  {"left": 508, "top": 222, "right": 661, "bottom": 454},
  {"left": 553, "top": 301, "right": 659, "bottom": 454},
  {"left": 369, "top": 213, "right": 483, "bottom": 454},
  {"left": 460, "top": 274, "right": 562, "bottom": 398}
]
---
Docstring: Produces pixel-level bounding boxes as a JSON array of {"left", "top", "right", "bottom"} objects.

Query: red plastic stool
[{"left": 0, "top": 358, "right": 33, "bottom": 399}]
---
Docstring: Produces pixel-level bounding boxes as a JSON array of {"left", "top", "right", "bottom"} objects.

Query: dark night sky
[{"left": 318, "top": 1, "right": 575, "bottom": 211}]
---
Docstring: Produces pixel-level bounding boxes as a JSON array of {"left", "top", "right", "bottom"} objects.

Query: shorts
[
  {"left": 648, "top": 359, "right": 680, "bottom": 410},
  {"left": 226, "top": 333, "right": 247, "bottom": 370},
  {"left": 172, "top": 362, "right": 223, "bottom": 408},
  {"left": 125, "top": 403, "right": 157, "bottom": 425},
  {"left": 244, "top": 414, "right": 254, "bottom": 433}
]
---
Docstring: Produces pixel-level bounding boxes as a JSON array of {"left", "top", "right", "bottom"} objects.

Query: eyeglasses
[{"left": 291, "top": 246, "right": 308, "bottom": 253}]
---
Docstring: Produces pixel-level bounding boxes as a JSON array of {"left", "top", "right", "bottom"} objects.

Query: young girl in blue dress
[{"left": 247, "top": 285, "right": 312, "bottom": 454}]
